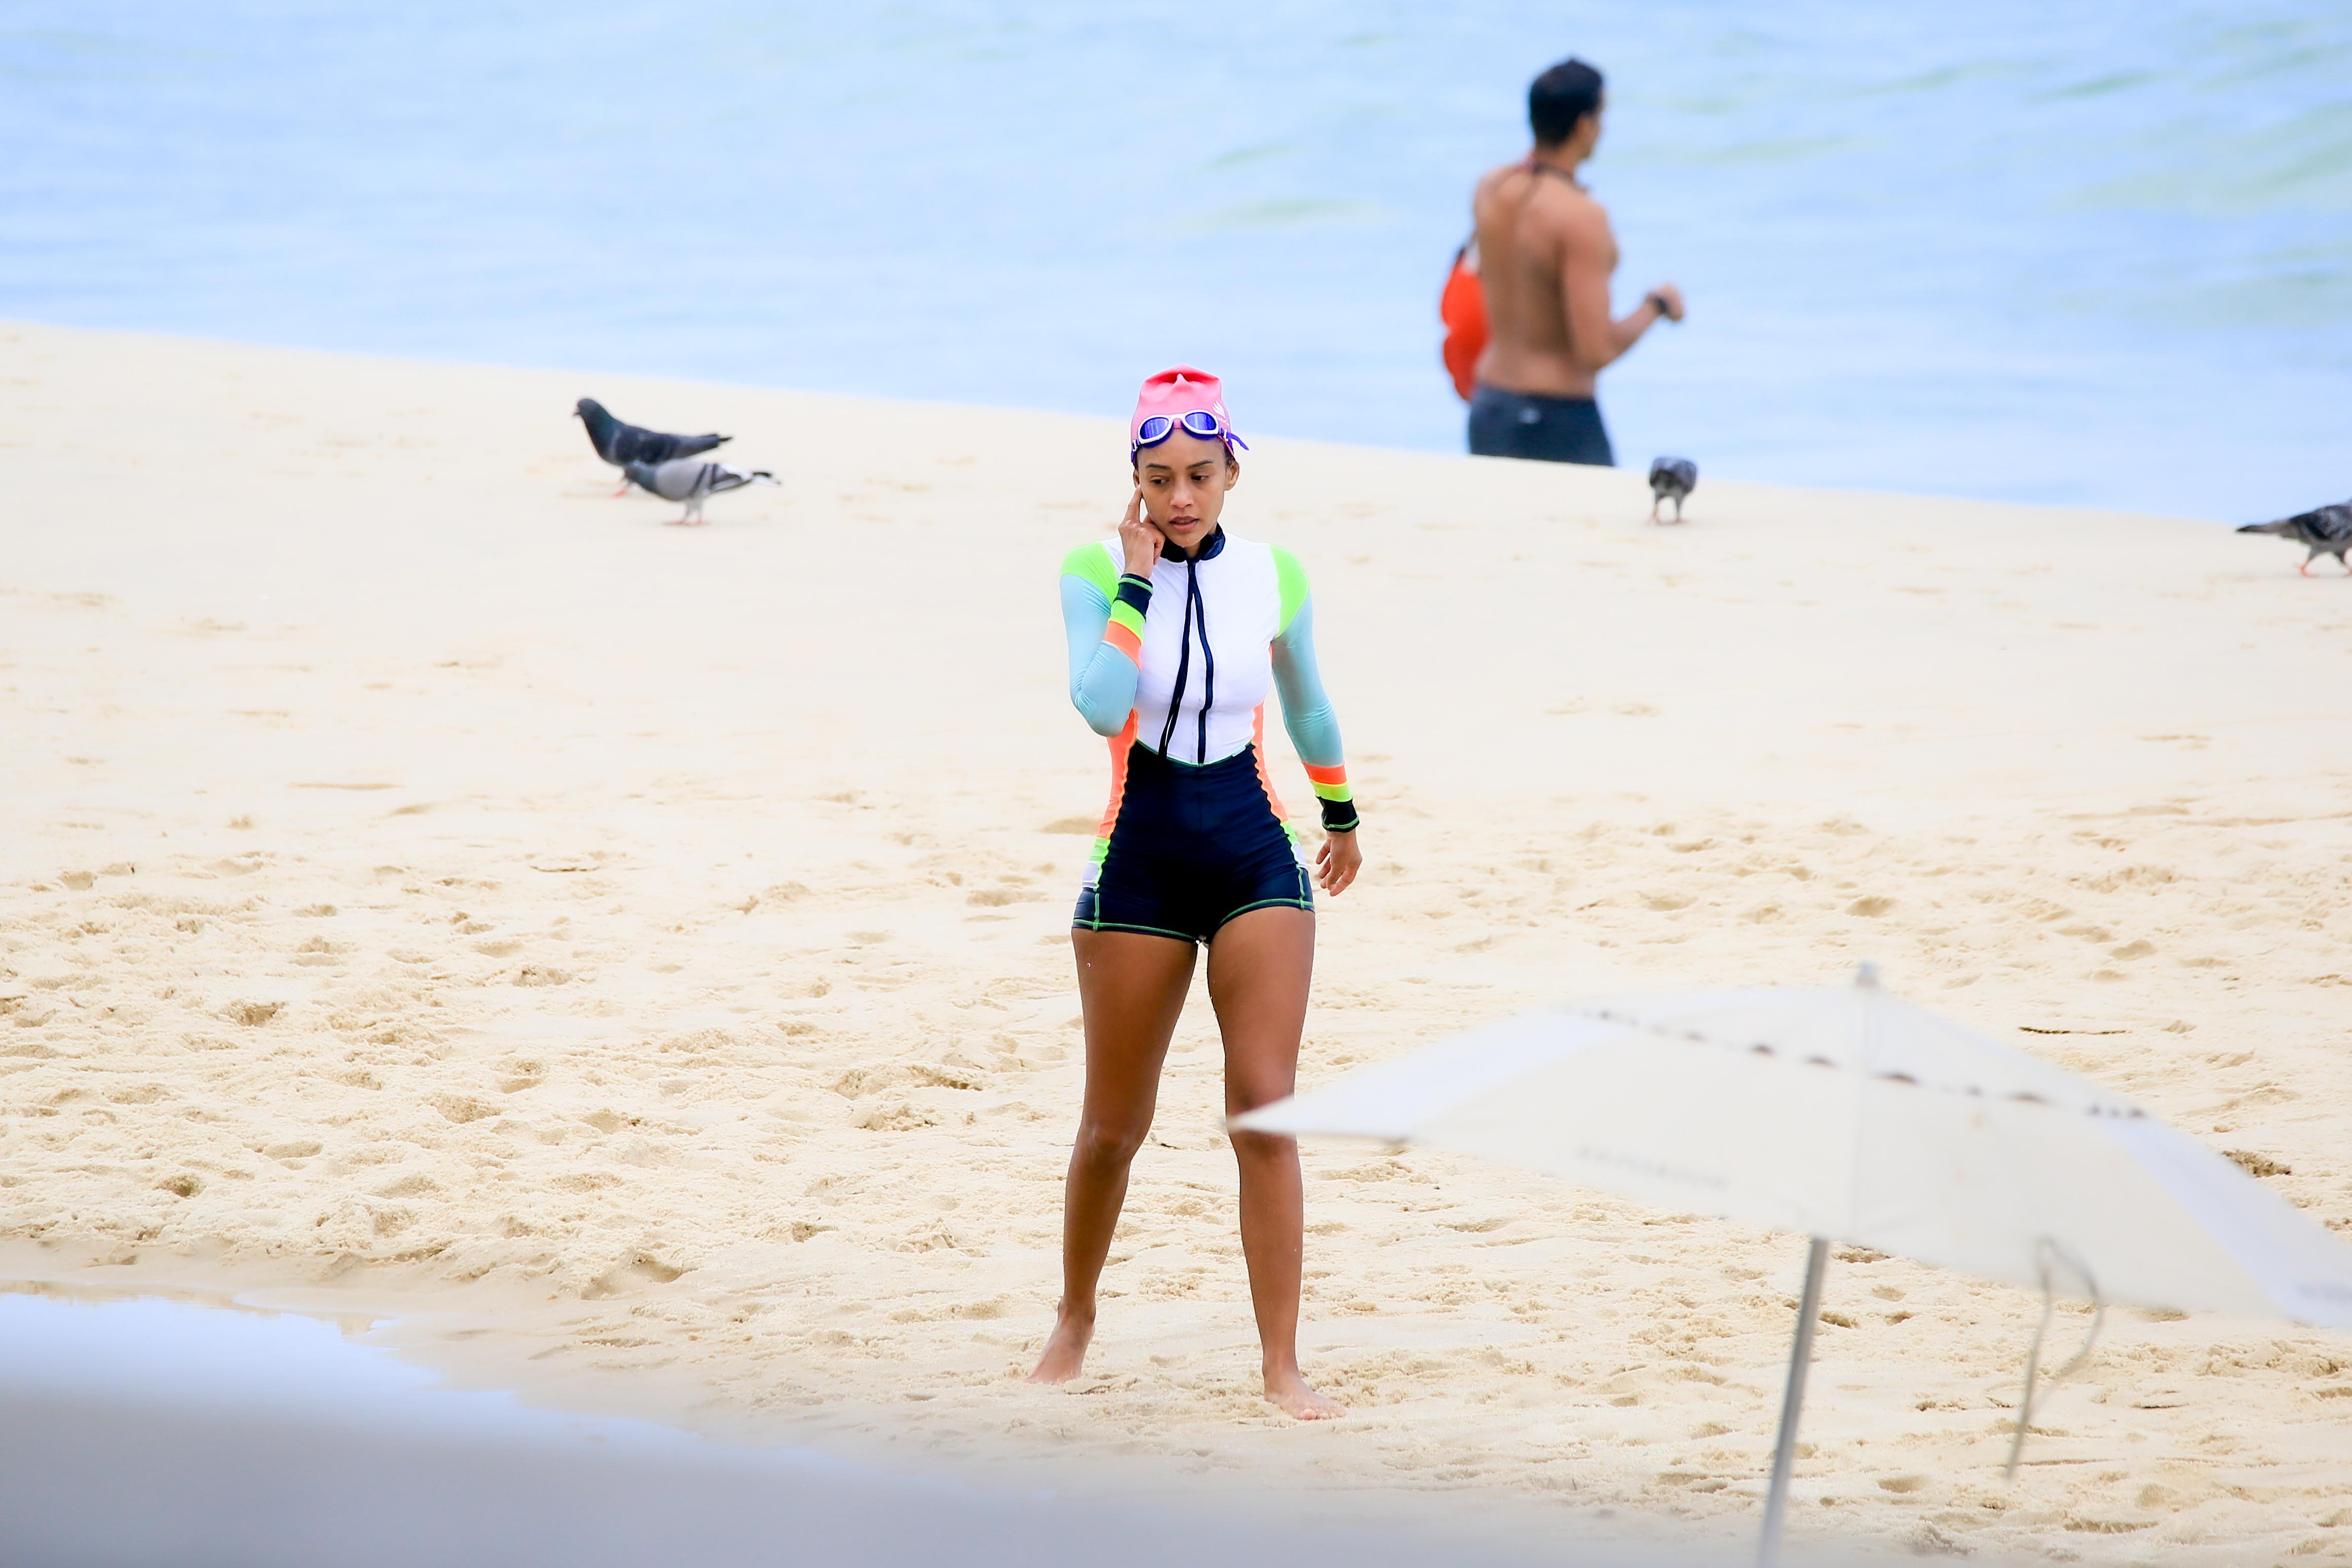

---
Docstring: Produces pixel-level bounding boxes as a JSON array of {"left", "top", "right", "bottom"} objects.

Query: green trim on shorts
[
  {"left": 1211, "top": 897, "right": 1315, "bottom": 934},
  {"left": 1071, "top": 917, "right": 1200, "bottom": 943}
]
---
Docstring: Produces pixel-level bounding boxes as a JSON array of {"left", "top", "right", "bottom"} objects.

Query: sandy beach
[{"left": 5, "top": 317, "right": 2352, "bottom": 1563}]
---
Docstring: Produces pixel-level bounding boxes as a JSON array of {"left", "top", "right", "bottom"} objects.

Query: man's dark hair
[{"left": 1529, "top": 58, "right": 1604, "bottom": 146}]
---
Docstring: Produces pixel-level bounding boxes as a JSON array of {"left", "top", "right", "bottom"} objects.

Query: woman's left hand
[{"left": 1315, "top": 829, "right": 1362, "bottom": 896}]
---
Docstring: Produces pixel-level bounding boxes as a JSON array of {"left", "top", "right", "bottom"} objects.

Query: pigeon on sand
[
  {"left": 1647, "top": 456, "right": 1698, "bottom": 523},
  {"left": 623, "top": 458, "right": 776, "bottom": 526},
  {"left": 575, "top": 398, "right": 731, "bottom": 495},
  {"left": 2238, "top": 502, "right": 2352, "bottom": 576}
]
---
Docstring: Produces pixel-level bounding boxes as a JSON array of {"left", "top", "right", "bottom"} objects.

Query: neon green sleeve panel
[
  {"left": 1061, "top": 541, "right": 1118, "bottom": 599},
  {"left": 1271, "top": 546, "right": 1308, "bottom": 634}
]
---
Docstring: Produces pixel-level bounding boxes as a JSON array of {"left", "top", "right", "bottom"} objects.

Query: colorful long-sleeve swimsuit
[{"left": 1058, "top": 527, "right": 1360, "bottom": 943}]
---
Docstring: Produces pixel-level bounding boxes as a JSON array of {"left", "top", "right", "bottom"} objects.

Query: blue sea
[{"left": 4, "top": 2, "right": 2345, "bottom": 519}]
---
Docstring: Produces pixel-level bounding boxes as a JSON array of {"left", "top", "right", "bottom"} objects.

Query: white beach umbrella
[{"left": 1233, "top": 965, "right": 2352, "bottom": 1566}]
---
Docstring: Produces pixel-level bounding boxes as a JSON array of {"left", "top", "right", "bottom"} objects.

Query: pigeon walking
[
  {"left": 1647, "top": 455, "right": 1698, "bottom": 523},
  {"left": 2238, "top": 502, "right": 2352, "bottom": 576},
  {"left": 576, "top": 398, "right": 731, "bottom": 495},
  {"left": 623, "top": 458, "right": 776, "bottom": 526}
]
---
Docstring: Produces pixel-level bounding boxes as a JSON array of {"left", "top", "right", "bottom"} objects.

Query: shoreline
[
  {"left": 4, "top": 319, "right": 2351, "bottom": 1565},
  {"left": 0, "top": 315, "right": 2245, "bottom": 526}
]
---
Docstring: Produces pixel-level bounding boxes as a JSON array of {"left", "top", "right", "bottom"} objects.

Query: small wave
[
  {"left": 1203, "top": 141, "right": 1298, "bottom": 172},
  {"left": 1188, "top": 197, "right": 1381, "bottom": 233}
]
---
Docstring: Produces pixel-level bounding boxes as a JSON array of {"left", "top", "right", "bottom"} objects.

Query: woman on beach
[{"left": 1028, "top": 367, "right": 1363, "bottom": 1421}]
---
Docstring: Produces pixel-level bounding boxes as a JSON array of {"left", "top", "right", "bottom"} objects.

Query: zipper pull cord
[
  {"left": 1157, "top": 558, "right": 1195, "bottom": 757},
  {"left": 1194, "top": 560, "right": 1214, "bottom": 763}
]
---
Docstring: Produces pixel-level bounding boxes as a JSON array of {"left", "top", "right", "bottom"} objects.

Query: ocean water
[{"left": 3, "top": 1, "right": 2345, "bottom": 519}]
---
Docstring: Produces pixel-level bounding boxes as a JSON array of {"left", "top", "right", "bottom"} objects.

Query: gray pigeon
[
  {"left": 2238, "top": 502, "right": 2352, "bottom": 575},
  {"left": 623, "top": 459, "right": 777, "bottom": 526},
  {"left": 1647, "top": 455, "right": 1698, "bottom": 523}
]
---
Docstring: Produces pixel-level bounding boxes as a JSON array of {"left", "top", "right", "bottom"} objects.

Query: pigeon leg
[
  {"left": 2300, "top": 559, "right": 2314, "bottom": 577},
  {"left": 1647, "top": 499, "right": 1661, "bottom": 524},
  {"left": 1673, "top": 497, "right": 1686, "bottom": 523},
  {"left": 611, "top": 481, "right": 633, "bottom": 498}
]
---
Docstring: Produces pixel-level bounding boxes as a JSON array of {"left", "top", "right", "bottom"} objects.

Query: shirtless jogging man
[{"left": 1468, "top": 57, "right": 1684, "bottom": 466}]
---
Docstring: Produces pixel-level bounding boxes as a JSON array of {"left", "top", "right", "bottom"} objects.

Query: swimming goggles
[{"left": 1133, "top": 410, "right": 1249, "bottom": 454}]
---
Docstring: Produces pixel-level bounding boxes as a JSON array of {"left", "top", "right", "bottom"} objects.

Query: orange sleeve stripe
[
  {"left": 1103, "top": 621, "right": 1143, "bottom": 661},
  {"left": 1302, "top": 762, "right": 1349, "bottom": 786}
]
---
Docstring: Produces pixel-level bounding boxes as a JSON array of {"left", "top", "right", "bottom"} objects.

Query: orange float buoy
[{"left": 1439, "top": 241, "right": 1486, "bottom": 403}]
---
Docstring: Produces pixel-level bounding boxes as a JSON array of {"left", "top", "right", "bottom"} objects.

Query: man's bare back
[
  {"left": 1472, "top": 158, "right": 1679, "bottom": 400},
  {"left": 1475, "top": 163, "right": 1614, "bottom": 399}
]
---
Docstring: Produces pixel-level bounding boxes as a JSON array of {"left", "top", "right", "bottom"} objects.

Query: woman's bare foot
[
  {"left": 1264, "top": 1364, "right": 1344, "bottom": 1420},
  {"left": 1026, "top": 1305, "right": 1095, "bottom": 1384}
]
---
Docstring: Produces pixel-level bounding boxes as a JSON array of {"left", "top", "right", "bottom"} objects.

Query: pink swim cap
[{"left": 1129, "top": 365, "right": 1241, "bottom": 448}]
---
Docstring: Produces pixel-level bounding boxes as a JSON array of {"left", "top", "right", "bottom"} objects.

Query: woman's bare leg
[
  {"left": 1206, "top": 905, "right": 1341, "bottom": 1420},
  {"left": 1028, "top": 928, "right": 1196, "bottom": 1384}
]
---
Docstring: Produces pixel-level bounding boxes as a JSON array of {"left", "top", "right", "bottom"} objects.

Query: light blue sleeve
[
  {"left": 1270, "top": 594, "right": 1344, "bottom": 768},
  {"left": 1061, "top": 573, "right": 1139, "bottom": 737}
]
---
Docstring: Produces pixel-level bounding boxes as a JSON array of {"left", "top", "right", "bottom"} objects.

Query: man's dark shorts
[{"left": 1467, "top": 385, "right": 1615, "bottom": 467}]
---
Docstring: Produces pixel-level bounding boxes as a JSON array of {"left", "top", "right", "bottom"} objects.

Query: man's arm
[{"left": 1558, "top": 202, "right": 1681, "bottom": 374}]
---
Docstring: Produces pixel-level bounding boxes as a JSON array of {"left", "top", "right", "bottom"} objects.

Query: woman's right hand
[{"left": 1118, "top": 488, "right": 1162, "bottom": 577}]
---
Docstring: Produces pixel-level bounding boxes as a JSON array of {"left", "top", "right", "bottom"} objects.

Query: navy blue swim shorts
[{"left": 1073, "top": 741, "right": 1312, "bottom": 944}]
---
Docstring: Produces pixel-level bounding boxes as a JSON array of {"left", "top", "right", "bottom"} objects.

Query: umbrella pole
[{"left": 1758, "top": 1235, "right": 1830, "bottom": 1568}]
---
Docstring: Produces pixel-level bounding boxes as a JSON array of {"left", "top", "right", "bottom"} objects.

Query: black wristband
[
  {"left": 1318, "top": 797, "right": 1361, "bottom": 833},
  {"left": 1114, "top": 574, "right": 1153, "bottom": 614}
]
